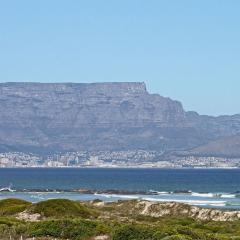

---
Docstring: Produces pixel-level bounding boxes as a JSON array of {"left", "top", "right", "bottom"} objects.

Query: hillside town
[{"left": 0, "top": 151, "right": 240, "bottom": 168}]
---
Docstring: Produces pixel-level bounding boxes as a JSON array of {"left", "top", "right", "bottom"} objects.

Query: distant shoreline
[{"left": 0, "top": 166, "right": 239, "bottom": 169}]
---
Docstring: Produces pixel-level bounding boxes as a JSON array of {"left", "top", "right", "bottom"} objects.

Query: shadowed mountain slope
[{"left": 0, "top": 82, "right": 239, "bottom": 156}]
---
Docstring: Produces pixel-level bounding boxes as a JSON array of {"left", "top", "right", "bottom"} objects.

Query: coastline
[
  {"left": 1, "top": 187, "right": 240, "bottom": 210},
  {"left": 0, "top": 166, "right": 239, "bottom": 169},
  {"left": 1, "top": 168, "right": 240, "bottom": 209}
]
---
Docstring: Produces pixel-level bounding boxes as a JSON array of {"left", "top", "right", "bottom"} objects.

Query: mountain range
[{"left": 0, "top": 82, "right": 239, "bottom": 157}]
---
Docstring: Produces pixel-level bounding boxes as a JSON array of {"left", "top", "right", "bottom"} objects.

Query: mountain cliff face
[{"left": 0, "top": 82, "right": 239, "bottom": 156}]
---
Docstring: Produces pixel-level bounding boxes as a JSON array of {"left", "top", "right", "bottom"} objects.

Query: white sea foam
[
  {"left": 115, "top": 195, "right": 140, "bottom": 199},
  {"left": 191, "top": 192, "right": 216, "bottom": 198},
  {"left": 94, "top": 193, "right": 111, "bottom": 198},
  {"left": 0, "top": 186, "right": 16, "bottom": 192},
  {"left": 149, "top": 190, "right": 169, "bottom": 195},
  {"left": 192, "top": 202, "right": 226, "bottom": 207},
  {"left": 142, "top": 197, "right": 226, "bottom": 206},
  {"left": 191, "top": 192, "right": 236, "bottom": 199},
  {"left": 220, "top": 194, "right": 236, "bottom": 198},
  {"left": 30, "top": 194, "right": 45, "bottom": 200},
  {"left": 94, "top": 193, "right": 139, "bottom": 199}
]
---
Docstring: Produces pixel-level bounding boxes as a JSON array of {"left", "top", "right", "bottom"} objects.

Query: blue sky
[{"left": 0, "top": 0, "right": 239, "bottom": 116}]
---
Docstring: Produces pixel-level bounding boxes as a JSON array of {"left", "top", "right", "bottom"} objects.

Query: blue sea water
[{"left": 1, "top": 168, "right": 240, "bottom": 208}]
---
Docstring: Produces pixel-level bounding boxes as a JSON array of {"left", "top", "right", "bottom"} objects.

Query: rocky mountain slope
[
  {"left": 0, "top": 82, "right": 239, "bottom": 156},
  {"left": 188, "top": 134, "right": 240, "bottom": 158}
]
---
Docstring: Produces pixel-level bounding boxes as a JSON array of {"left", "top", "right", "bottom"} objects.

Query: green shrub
[
  {"left": 29, "top": 199, "right": 98, "bottom": 218},
  {"left": 113, "top": 225, "right": 153, "bottom": 240},
  {"left": 0, "top": 198, "right": 31, "bottom": 216},
  {"left": 113, "top": 224, "right": 174, "bottom": 240},
  {"left": 29, "top": 219, "right": 108, "bottom": 240},
  {"left": 1, "top": 198, "right": 240, "bottom": 240},
  {"left": 161, "top": 235, "right": 192, "bottom": 240}
]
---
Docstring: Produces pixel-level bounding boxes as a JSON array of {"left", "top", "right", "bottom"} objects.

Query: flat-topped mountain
[{"left": 0, "top": 82, "right": 239, "bottom": 156}]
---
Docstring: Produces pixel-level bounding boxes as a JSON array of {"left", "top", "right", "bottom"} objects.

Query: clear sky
[{"left": 0, "top": 1, "right": 239, "bottom": 116}]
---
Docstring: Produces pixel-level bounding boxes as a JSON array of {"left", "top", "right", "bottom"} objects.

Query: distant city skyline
[{"left": 0, "top": 1, "right": 239, "bottom": 116}]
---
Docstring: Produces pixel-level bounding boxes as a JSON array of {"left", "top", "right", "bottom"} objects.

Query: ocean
[{"left": 1, "top": 168, "right": 240, "bottom": 209}]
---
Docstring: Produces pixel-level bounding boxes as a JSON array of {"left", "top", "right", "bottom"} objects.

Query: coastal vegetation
[{"left": 0, "top": 198, "right": 240, "bottom": 239}]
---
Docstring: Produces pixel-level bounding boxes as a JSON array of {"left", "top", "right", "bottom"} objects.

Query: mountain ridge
[{"left": 0, "top": 82, "right": 239, "bottom": 157}]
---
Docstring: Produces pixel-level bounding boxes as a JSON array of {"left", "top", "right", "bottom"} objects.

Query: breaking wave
[{"left": 1, "top": 187, "right": 240, "bottom": 209}]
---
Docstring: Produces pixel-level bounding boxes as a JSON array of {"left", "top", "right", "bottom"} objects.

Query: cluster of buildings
[
  {"left": 172, "top": 156, "right": 240, "bottom": 168},
  {"left": 0, "top": 150, "right": 161, "bottom": 168},
  {"left": 0, "top": 151, "right": 240, "bottom": 168},
  {"left": 0, "top": 152, "right": 42, "bottom": 167}
]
